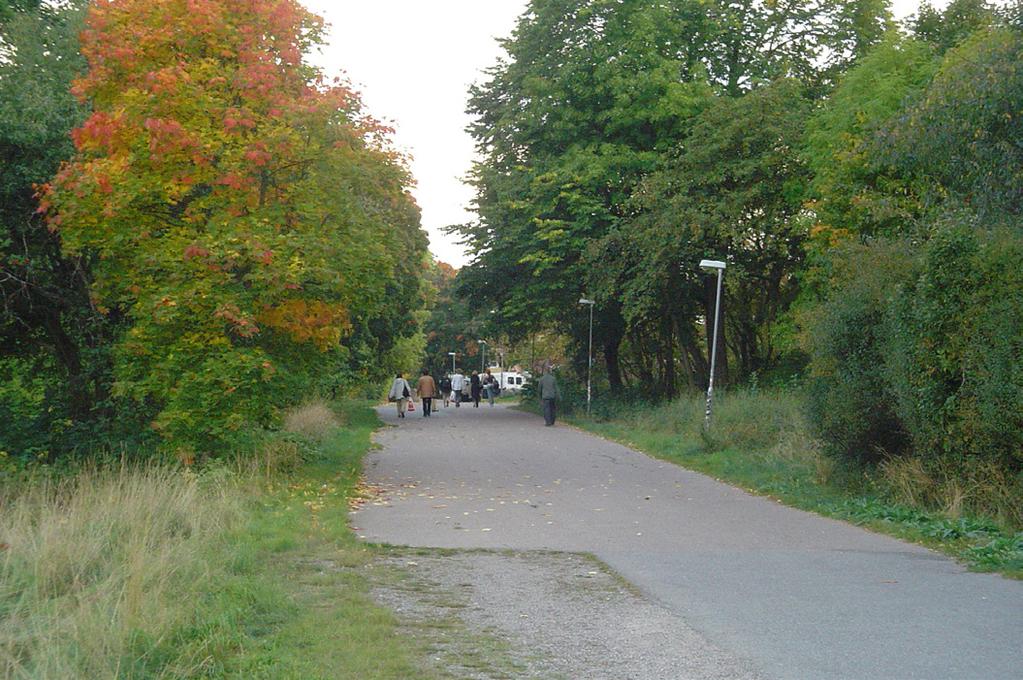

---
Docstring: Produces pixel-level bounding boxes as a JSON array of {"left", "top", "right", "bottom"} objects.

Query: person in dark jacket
[
  {"left": 537, "top": 368, "right": 561, "bottom": 426},
  {"left": 482, "top": 369, "right": 498, "bottom": 406},
  {"left": 439, "top": 375, "right": 453, "bottom": 407},
  {"left": 470, "top": 370, "right": 482, "bottom": 408}
]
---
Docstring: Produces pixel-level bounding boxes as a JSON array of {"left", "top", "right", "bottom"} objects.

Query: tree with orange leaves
[{"left": 45, "top": 0, "right": 427, "bottom": 453}]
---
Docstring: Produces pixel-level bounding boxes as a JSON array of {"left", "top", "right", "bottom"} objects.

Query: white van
[{"left": 493, "top": 370, "right": 529, "bottom": 393}]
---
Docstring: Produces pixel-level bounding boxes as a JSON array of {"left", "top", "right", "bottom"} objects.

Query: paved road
[{"left": 353, "top": 403, "right": 1023, "bottom": 680}]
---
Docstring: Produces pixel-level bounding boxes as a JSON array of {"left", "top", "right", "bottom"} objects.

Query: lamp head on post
[
  {"left": 699, "top": 259, "right": 726, "bottom": 272},
  {"left": 578, "top": 298, "right": 595, "bottom": 306}
]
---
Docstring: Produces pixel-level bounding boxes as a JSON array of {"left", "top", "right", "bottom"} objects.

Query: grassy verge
[
  {"left": 1, "top": 401, "right": 437, "bottom": 679},
  {"left": 546, "top": 390, "right": 1022, "bottom": 579}
]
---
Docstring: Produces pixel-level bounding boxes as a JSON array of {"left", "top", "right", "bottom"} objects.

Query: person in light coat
[
  {"left": 388, "top": 372, "right": 413, "bottom": 419},
  {"left": 450, "top": 369, "right": 466, "bottom": 407}
]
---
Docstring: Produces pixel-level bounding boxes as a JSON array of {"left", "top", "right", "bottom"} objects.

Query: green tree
[
  {"left": 457, "top": 0, "right": 890, "bottom": 394},
  {"left": 803, "top": 33, "right": 939, "bottom": 246},
  {"left": 422, "top": 260, "right": 478, "bottom": 376},
  {"left": 457, "top": 0, "right": 717, "bottom": 392},
  {"left": 634, "top": 78, "right": 813, "bottom": 383},
  {"left": 46, "top": 0, "right": 427, "bottom": 454},
  {"left": 875, "top": 26, "right": 1023, "bottom": 221},
  {"left": 911, "top": 0, "right": 997, "bottom": 52},
  {"left": 0, "top": 0, "right": 121, "bottom": 457},
  {"left": 702, "top": 0, "right": 892, "bottom": 96}
]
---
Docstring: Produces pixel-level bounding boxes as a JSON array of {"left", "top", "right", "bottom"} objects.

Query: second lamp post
[
  {"left": 699, "top": 259, "right": 726, "bottom": 428},
  {"left": 578, "top": 297, "right": 595, "bottom": 416}
]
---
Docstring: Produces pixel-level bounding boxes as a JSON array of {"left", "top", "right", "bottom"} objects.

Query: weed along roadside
[
  {"left": 216, "top": 400, "right": 438, "bottom": 678},
  {"left": 0, "top": 401, "right": 441, "bottom": 679},
  {"left": 542, "top": 390, "right": 1023, "bottom": 580}
]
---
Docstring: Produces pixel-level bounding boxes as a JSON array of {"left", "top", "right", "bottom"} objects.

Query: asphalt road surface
[{"left": 354, "top": 403, "right": 1023, "bottom": 680}]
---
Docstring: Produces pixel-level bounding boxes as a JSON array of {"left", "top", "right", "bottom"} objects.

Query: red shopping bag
[{"left": 407, "top": 399, "right": 415, "bottom": 412}]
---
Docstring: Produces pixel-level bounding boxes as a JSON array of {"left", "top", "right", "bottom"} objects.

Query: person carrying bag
[{"left": 387, "top": 372, "right": 413, "bottom": 419}]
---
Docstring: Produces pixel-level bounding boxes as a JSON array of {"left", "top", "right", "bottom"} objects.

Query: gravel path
[
  {"left": 353, "top": 403, "right": 1023, "bottom": 680},
  {"left": 370, "top": 549, "right": 763, "bottom": 680}
]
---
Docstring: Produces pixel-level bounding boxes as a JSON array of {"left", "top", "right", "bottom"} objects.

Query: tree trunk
[
  {"left": 662, "top": 315, "right": 677, "bottom": 398},
  {"left": 42, "top": 309, "right": 91, "bottom": 421},
  {"left": 604, "top": 338, "right": 624, "bottom": 394}
]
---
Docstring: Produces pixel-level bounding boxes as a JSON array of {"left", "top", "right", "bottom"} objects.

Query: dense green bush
[
  {"left": 808, "top": 222, "right": 1023, "bottom": 471},
  {"left": 806, "top": 25, "right": 1023, "bottom": 474},
  {"left": 964, "top": 233, "right": 1023, "bottom": 468},
  {"left": 806, "top": 241, "right": 912, "bottom": 463},
  {"left": 0, "top": 358, "right": 51, "bottom": 459},
  {"left": 887, "top": 222, "right": 1023, "bottom": 469}
]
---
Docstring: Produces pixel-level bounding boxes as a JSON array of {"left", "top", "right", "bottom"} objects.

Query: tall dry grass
[
  {"left": 228, "top": 400, "right": 343, "bottom": 480},
  {"left": 880, "top": 455, "right": 1023, "bottom": 528},
  {"left": 615, "top": 388, "right": 812, "bottom": 454},
  {"left": 0, "top": 465, "right": 241, "bottom": 678},
  {"left": 282, "top": 399, "right": 341, "bottom": 441},
  {"left": 608, "top": 388, "right": 1020, "bottom": 529}
]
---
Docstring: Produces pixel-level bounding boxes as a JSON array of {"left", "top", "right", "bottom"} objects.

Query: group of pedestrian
[
  {"left": 389, "top": 366, "right": 562, "bottom": 425},
  {"left": 388, "top": 367, "right": 506, "bottom": 418},
  {"left": 448, "top": 368, "right": 501, "bottom": 408}
]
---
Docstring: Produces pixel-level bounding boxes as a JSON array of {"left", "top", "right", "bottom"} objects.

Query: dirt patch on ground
[{"left": 366, "top": 549, "right": 763, "bottom": 680}]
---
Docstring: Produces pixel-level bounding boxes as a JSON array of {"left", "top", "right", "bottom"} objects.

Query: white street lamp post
[
  {"left": 478, "top": 340, "right": 487, "bottom": 372},
  {"left": 448, "top": 351, "right": 456, "bottom": 374},
  {"left": 699, "top": 259, "right": 726, "bottom": 428},
  {"left": 579, "top": 298, "right": 595, "bottom": 416}
]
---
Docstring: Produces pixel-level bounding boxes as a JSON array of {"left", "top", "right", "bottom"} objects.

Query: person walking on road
[
  {"left": 450, "top": 369, "right": 466, "bottom": 407},
  {"left": 417, "top": 369, "right": 437, "bottom": 417},
  {"left": 483, "top": 369, "right": 498, "bottom": 406},
  {"left": 470, "top": 370, "right": 482, "bottom": 408},
  {"left": 388, "top": 372, "right": 413, "bottom": 419},
  {"left": 439, "top": 374, "right": 452, "bottom": 407},
  {"left": 538, "top": 368, "right": 561, "bottom": 426}
]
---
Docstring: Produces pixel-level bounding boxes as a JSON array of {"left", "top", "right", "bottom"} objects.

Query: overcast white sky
[{"left": 303, "top": 0, "right": 946, "bottom": 267}]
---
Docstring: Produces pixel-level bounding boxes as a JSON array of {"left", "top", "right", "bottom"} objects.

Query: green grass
[
  {"left": 1, "top": 401, "right": 438, "bottom": 679},
  {"left": 213, "top": 401, "right": 434, "bottom": 679},
  {"left": 553, "top": 389, "right": 1023, "bottom": 579}
]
